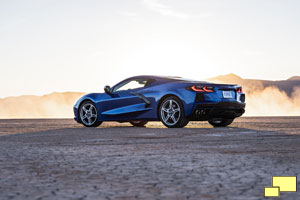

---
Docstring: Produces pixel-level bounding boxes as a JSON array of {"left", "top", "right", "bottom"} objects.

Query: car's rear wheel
[
  {"left": 159, "top": 96, "right": 189, "bottom": 128},
  {"left": 79, "top": 101, "right": 102, "bottom": 127},
  {"left": 208, "top": 118, "right": 234, "bottom": 127},
  {"left": 130, "top": 121, "right": 148, "bottom": 127}
]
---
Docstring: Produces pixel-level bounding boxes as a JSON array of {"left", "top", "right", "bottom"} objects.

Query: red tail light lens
[
  {"left": 189, "top": 85, "right": 214, "bottom": 92},
  {"left": 237, "top": 87, "right": 243, "bottom": 93},
  {"left": 203, "top": 86, "right": 214, "bottom": 92}
]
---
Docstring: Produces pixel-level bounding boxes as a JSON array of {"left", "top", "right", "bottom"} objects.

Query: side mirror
[{"left": 104, "top": 85, "right": 111, "bottom": 94}]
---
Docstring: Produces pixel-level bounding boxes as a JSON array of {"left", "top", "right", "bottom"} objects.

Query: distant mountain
[
  {"left": 209, "top": 73, "right": 243, "bottom": 83},
  {"left": 208, "top": 74, "right": 300, "bottom": 96},
  {"left": 288, "top": 76, "right": 300, "bottom": 81}
]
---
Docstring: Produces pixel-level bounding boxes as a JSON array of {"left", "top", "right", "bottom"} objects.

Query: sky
[{"left": 0, "top": 0, "right": 300, "bottom": 98}]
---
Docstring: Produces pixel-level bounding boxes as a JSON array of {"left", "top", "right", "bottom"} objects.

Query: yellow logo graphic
[{"left": 264, "top": 176, "right": 297, "bottom": 197}]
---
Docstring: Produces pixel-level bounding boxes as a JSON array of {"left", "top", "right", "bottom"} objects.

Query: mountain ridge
[
  {"left": 208, "top": 73, "right": 300, "bottom": 96},
  {"left": 209, "top": 73, "right": 299, "bottom": 82}
]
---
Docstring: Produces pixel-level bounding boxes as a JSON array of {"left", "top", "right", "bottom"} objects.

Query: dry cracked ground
[{"left": 0, "top": 117, "right": 300, "bottom": 200}]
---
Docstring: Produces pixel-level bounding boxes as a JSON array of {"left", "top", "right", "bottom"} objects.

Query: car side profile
[{"left": 74, "top": 75, "right": 246, "bottom": 128}]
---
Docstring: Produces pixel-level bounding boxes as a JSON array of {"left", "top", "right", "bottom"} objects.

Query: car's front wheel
[
  {"left": 208, "top": 118, "right": 234, "bottom": 127},
  {"left": 130, "top": 121, "right": 148, "bottom": 127},
  {"left": 159, "top": 96, "right": 189, "bottom": 128},
  {"left": 79, "top": 101, "right": 102, "bottom": 127}
]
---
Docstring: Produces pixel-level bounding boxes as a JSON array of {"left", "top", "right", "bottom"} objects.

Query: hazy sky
[{"left": 0, "top": 0, "right": 300, "bottom": 97}]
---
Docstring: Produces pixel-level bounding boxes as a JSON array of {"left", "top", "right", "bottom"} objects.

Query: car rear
[{"left": 186, "top": 83, "right": 246, "bottom": 120}]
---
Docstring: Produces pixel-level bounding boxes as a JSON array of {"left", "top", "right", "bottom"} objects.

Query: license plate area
[{"left": 222, "top": 91, "right": 234, "bottom": 98}]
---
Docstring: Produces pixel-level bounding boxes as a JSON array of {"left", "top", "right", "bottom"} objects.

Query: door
[{"left": 99, "top": 78, "right": 153, "bottom": 120}]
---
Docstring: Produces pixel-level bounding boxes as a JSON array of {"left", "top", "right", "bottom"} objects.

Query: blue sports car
[{"left": 74, "top": 75, "right": 245, "bottom": 128}]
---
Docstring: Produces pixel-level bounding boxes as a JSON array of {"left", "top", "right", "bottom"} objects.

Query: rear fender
[{"left": 157, "top": 90, "right": 196, "bottom": 117}]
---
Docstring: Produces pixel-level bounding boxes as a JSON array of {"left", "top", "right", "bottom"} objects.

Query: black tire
[
  {"left": 208, "top": 118, "right": 234, "bottom": 127},
  {"left": 129, "top": 121, "right": 148, "bottom": 127},
  {"left": 79, "top": 101, "right": 102, "bottom": 127},
  {"left": 159, "top": 96, "right": 189, "bottom": 128}
]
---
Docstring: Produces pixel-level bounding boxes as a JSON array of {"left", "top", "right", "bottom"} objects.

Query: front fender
[
  {"left": 73, "top": 95, "right": 95, "bottom": 109},
  {"left": 73, "top": 94, "right": 102, "bottom": 122}
]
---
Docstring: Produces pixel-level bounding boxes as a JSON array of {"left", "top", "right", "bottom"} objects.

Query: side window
[{"left": 114, "top": 79, "right": 155, "bottom": 92}]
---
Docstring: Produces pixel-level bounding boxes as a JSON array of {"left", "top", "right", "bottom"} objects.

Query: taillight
[
  {"left": 188, "top": 85, "right": 214, "bottom": 92},
  {"left": 237, "top": 87, "right": 243, "bottom": 93}
]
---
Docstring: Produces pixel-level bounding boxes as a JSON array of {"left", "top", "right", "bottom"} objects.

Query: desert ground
[{"left": 0, "top": 117, "right": 299, "bottom": 200}]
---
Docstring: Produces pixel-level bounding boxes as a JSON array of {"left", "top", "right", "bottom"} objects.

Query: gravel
[{"left": 0, "top": 117, "right": 299, "bottom": 200}]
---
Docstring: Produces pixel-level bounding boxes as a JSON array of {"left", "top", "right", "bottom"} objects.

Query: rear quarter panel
[{"left": 138, "top": 82, "right": 197, "bottom": 118}]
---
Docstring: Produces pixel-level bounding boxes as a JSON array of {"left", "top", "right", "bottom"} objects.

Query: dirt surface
[{"left": 0, "top": 117, "right": 300, "bottom": 200}]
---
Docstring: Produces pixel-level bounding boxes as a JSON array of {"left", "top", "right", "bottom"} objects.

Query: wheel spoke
[
  {"left": 81, "top": 115, "right": 87, "bottom": 120},
  {"left": 171, "top": 115, "right": 176, "bottom": 123},
  {"left": 169, "top": 100, "right": 173, "bottom": 109},
  {"left": 87, "top": 117, "right": 92, "bottom": 124},
  {"left": 165, "top": 114, "right": 170, "bottom": 121},
  {"left": 174, "top": 108, "right": 180, "bottom": 112},
  {"left": 89, "top": 105, "right": 94, "bottom": 111},
  {"left": 162, "top": 107, "right": 168, "bottom": 112},
  {"left": 82, "top": 107, "right": 88, "bottom": 112},
  {"left": 91, "top": 114, "right": 97, "bottom": 118}
]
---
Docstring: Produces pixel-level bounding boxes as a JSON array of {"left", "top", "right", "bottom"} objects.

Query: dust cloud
[
  {"left": 244, "top": 86, "right": 300, "bottom": 116},
  {"left": 209, "top": 75, "right": 300, "bottom": 116},
  {"left": 0, "top": 83, "right": 299, "bottom": 118},
  {"left": 0, "top": 92, "right": 85, "bottom": 119}
]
